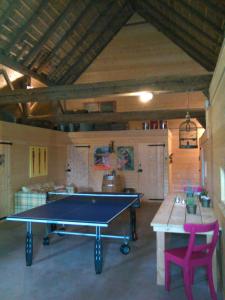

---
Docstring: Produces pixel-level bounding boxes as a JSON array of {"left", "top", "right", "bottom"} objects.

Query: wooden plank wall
[
  {"left": 65, "top": 16, "right": 206, "bottom": 112},
  {"left": 0, "top": 121, "right": 70, "bottom": 213},
  {"left": 77, "top": 16, "right": 208, "bottom": 84},
  {"left": 67, "top": 130, "right": 169, "bottom": 197},
  {"left": 208, "top": 40, "right": 225, "bottom": 296},
  {"left": 167, "top": 119, "right": 204, "bottom": 192}
]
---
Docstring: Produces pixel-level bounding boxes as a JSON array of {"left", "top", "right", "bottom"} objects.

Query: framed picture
[
  {"left": 84, "top": 102, "right": 99, "bottom": 112},
  {"left": 117, "top": 146, "right": 134, "bottom": 171},
  {"left": 100, "top": 101, "right": 116, "bottom": 112},
  {"left": 29, "top": 146, "right": 48, "bottom": 177},
  {"left": 94, "top": 146, "right": 111, "bottom": 170}
]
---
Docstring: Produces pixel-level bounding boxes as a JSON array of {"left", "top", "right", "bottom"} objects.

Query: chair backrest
[{"left": 183, "top": 221, "right": 219, "bottom": 261}]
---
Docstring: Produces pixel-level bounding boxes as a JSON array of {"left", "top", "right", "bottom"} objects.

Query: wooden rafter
[
  {"left": 0, "top": 49, "right": 52, "bottom": 86},
  {"left": 0, "top": 69, "right": 24, "bottom": 114},
  {"left": 26, "top": 109, "right": 205, "bottom": 124},
  {"left": 6, "top": 1, "right": 49, "bottom": 53},
  {"left": 62, "top": 4, "right": 133, "bottom": 84},
  {"left": 157, "top": 0, "right": 219, "bottom": 49},
  {"left": 148, "top": 0, "right": 217, "bottom": 58},
  {"left": 50, "top": 1, "right": 116, "bottom": 83},
  {"left": 37, "top": 0, "right": 95, "bottom": 74},
  {"left": 136, "top": 6, "right": 214, "bottom": 71},
  {"left": 23, "top": 0, "right": 75, "bottom": 68},
  {"left": 179, "top": 0, "right": 224, "bottom": 35},
  {"left": 0, "top": 74, "right": 212, "bottom": 105},
  {"left": 204, "top": 0, "right": 225, "bottom": 19},
  {"left": 0, "top": 0, "right": 18, "bottom": 28},
  {"left": 137, "top": 1, "right": 216, "bottom": 69}
]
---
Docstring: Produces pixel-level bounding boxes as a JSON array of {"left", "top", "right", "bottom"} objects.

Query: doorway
[
  {"left": 138, "top": 144, "right": 165, "bottom": 200},
  {"left": 71, "top": 145, "right": 90, "bottom": 192}
]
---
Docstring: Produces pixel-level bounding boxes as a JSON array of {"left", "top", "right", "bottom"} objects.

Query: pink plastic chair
[{"left": 165, "top": 220, "right": 219, "bottom": 300}]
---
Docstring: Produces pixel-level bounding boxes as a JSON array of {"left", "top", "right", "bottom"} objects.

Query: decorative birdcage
[{"left": 179, "top": 112, "right": 198, "bottom": 149}]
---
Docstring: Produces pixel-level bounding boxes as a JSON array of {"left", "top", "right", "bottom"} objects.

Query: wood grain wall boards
[
  {"left": 206, "top": 40, "right": 225, "bottom": 295},
  {"left": 67, "top": 130, "right": 170, "bottom": 198},
  {"left": 0, "top": 121, "right": 70, "bottom": 214},
  {"left": 166, "top": 119, "right": 204, "bottom": 193},
  {"left": 0, "top": 143, "right": 11, "bottom": 217},
  {"left": 77, "top": 19, "right": 208, "bottom": 85}
]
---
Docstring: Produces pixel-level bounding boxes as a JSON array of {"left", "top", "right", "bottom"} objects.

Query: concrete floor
[{"left": 0, "top": 201, "right": 223, "bottom": 300}]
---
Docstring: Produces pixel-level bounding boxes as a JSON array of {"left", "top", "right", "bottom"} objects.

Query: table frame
[
  {"left": 8, "top": 193, "right": 140, "bottom": 274},
  {"left": 151, "top": 193, "right": 218, "bottom": 289}
]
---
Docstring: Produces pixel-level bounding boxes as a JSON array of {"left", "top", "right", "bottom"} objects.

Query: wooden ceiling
[{"left": 0, "top": 0, "right": 224, "bottom": 127}]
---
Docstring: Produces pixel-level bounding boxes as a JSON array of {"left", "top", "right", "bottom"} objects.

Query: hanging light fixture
[{"left": 179, "top": 93, "right": 198, "bottom": 149}]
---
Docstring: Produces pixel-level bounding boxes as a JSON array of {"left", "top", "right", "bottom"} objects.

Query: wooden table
[{"left": 151, "top": 193, "right": 218, "bottom": 289}]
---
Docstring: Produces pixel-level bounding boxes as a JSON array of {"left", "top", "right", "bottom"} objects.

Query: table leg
[
  {"left": 26, "top": 222, "right": 33, "bottom": 266},
  {"left": 156, "top": 231, "right": 165, "bottom": 285},
  {"left": 95, "top": 226, "right": 103, "bottom": 274},
  {"left": 207, "top": 234, "right": 218, "bottom": 291},
  {"left": 43, "top": 224, "right": 51, "bottom": 245},
  {"left": 130, "top": 206, "right": 137, "bottom": 241}
]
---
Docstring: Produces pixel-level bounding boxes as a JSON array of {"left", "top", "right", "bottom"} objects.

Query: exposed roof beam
[
  {"left": 6, "top": 1, "right": 49, "bottom": 53},
  {"left": 23, "top": 0, "right": 76, "bottom": 67},
  {"left": 0, "top": 74, "right": 212, "bottom": 104},
  {"left": 157, "top": 0, "right": 219, "bottom": 50},
  {"left": 204, "top": 0, "right": 225, "bottom": 20},
  {"left": 179, "top": 0, "right": 224, "bottom": 35},
  {"left": 50, "top": 1, "right": 116, "bottom": 83},
  {"left": 137, "top": 10, "right": 213, "bottom": 71},
  {"left": 26, "top": 109, "right": 205, "bottom": 124},
  {"left": 136, "top": 1, "right": 215, "bottom": 70},
  {"left": 0, "top": 0, "right": 18, "bottom": 28},
  {"left": 0, "top": 69, "right": 14, "bottom": 90},
  {"left": 64, "top": 4, "right": 133, "bottom": 84},
  {"left": 147, "top": 0, "right": 217, "bottom": 58},
  {"left": 0, "top": 49, "right": 52, "bottom": 86},
  {"left": 37, "top": 0, "right": 95, "bottom": 74},
  {"left": 0, "top": 68, "right": 23, "bottom": 113}
]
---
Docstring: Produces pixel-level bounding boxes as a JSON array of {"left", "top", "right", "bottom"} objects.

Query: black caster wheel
[
  {"left": 120, "top": 243, "right": 130, "bottom": 255},
  {"left": 43, "top": 237, "right": 49, "bottom": 246}
]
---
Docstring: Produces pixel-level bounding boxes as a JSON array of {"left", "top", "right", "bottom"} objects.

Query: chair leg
[
  {"left": 183, "top": 269, "right": 193, "bottom": 300},
  {"left": 207, "top": 265, "right": 217, "bottom": 300},
  {"left": 165, "top": 258, "right": 171, "bottom": 291},
  {"left": 190, "top": 267, "right": 194, "bottom": 285}
]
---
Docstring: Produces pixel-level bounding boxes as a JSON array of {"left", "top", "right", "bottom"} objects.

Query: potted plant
[
  {"left": 199, "top": 189, "right": 211, "bottom": 207},
  {"left": 186, "top": 196, "right": 197, "bottom": 214}
]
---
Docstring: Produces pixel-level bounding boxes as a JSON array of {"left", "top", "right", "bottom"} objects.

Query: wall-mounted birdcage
[{"left": 179, "top": 112, "right": 198, "bottom": 149}]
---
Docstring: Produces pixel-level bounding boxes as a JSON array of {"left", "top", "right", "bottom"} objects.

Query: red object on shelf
[{"left": 150, "top": 120, "right": 158, "bottom": 129}]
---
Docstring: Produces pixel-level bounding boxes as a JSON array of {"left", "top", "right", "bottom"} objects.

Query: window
[{"left": 220, "top": 167, "right": 225, "bottom": 203}]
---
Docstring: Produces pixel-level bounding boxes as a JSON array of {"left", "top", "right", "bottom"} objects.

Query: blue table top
[{"left": 7, "top": 193, "right": 140, "bottom": 227}]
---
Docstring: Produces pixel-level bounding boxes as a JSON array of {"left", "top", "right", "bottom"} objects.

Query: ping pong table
[{"left": 7, "top": 192, "right": 141, "bottom": 274}]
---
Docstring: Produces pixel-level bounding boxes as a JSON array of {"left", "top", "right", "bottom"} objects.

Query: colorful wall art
[
  {"left": 117, "top": 146, "right": 134, "bottom": 171},
  {"left": 94, "top": 146, "right": 111, "bottom": 170}
]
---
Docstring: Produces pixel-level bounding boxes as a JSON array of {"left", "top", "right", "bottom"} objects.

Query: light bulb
[{"left": 139, "top": 92, "right": 153, "bottom": 103}]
